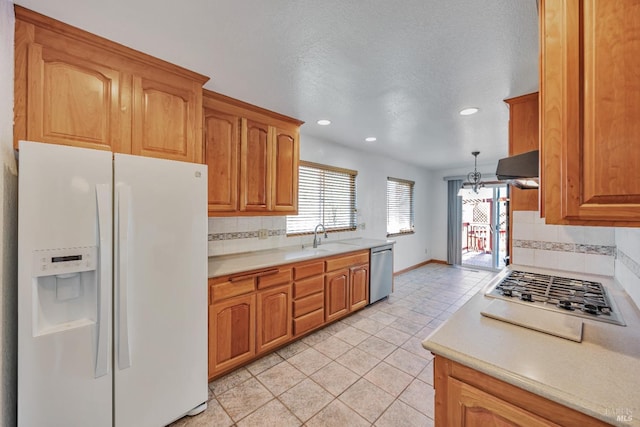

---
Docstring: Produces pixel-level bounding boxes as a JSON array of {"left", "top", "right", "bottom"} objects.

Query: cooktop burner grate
[{"left": 486, "top": 270, "right": 625, "bottom": 326}]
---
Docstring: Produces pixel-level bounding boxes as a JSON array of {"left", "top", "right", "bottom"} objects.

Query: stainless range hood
[{"left": 496, "top": 150, "right": 539, "bottom": 189}]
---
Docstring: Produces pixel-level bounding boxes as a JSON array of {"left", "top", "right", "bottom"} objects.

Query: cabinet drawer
[
  {"left": 211, "top": 278, "right": 255, "bottom": 303},
  {"left": 258, "top": 269, "right": 292, "bottom": 289},
  {"left": 294, "top": 261, "right": 324, "bottom": 280},
  {"left": 293, "top": 275, "right": 324, "bottom": 299},
  {"left": 325, "top": 251, "right": 369, "bottom": 272},
  {"left": 293, "top": 292, "right": 324, "bottom": 317},
  {"left": 293, "top": 308, "right": 324, "bottom": 336}
]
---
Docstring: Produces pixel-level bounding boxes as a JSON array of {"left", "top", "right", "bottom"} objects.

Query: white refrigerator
[{"left": 18, "top": 141, "right": 208, "bottom": 427}]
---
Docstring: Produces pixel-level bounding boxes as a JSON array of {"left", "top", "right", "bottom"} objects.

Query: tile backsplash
[
  {"left": 512, "top": 211, "right": 640, "bottom": 309},
  {"left": 207, "top": 216, "right": 363, "bottom": 256},
  {"left": 511, "top": 211, "right": 616, "bottom": 276},
  {"left": 614, "top": 227, "right": 640, "bottom": 309}
]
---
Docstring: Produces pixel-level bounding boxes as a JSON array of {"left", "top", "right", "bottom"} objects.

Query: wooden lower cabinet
[
  {"left": 209, "top": 293, "right": 256, "bottom": 378},
  {"left": 434, "top": 355, "right": 610, "bottom": 427},
  {"left": 349, "top": 264, "right": 369, "bottom": 311},
  {"left": 256, "top": 284, "right": 291, "bottom": 354},
  {"left": 208, "top": 251, "right": 370, "bottom": 380}
]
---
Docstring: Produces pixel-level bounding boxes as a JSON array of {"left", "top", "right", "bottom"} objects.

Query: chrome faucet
[{"left": 313, "top": 224, "right": 328, "bottom": 248}]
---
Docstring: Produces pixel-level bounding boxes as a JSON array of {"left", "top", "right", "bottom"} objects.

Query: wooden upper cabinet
[
  {"left": 203, "top": 89, "right": 303, "bottom": 216},
  {"left": 271, "top": 125, "right": 299, "bottom": 212},
  {"left": 14, "top": 6, "right": 208, "bottom": 163},
  {"left": 504, "top": 93, "right": 539, "bottom": 213},
  {"left": 203, "top": 107, "right": 239, "bottom": 213},
  {"left": 540, "top": 0, "right": 640, "bottom": 226},
  {"left": 241, "top": 119, "right": 272, "bottom": 212},
  {"left": 131, "top": 76, "right": 203, "bottom": 163}
]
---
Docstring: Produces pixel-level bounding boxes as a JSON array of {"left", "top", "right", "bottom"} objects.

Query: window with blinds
[
  {"left": 387, "top": 177, "right": 415, "bottom": 236},
  {"left": 287, "top": 161, "right": 357, "bottom": 235}
]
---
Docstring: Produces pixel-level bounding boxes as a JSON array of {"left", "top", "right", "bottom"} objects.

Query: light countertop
[
  {"left": 422, "top": 264, "right": 640, "bottom": 426},
  {"left": 208, "top": 238, "right": 394, "bottom": 278}
]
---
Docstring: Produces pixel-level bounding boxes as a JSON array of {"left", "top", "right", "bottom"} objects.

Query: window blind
[
  {"left": 387, "top": 177, "right": 415, "bottom": 236},
  {"left": 287, "top": 161, "right": 357, "bottom": 235}
]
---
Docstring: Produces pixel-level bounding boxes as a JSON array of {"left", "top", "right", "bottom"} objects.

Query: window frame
[
  {"left": 286, "top": 160, "right": 358, "bottom": 236},
  {"left": 386, "top": 176, "right": 415, "bottom": 237}
]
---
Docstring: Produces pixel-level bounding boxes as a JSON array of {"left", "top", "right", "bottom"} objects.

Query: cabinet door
[
  {"left": 204, "top": 108, "right": 239, "bottom": 213},
  {"left": 209, "top": 294, "right": 256, "bottom": 378},
  {"left": 447, "top": 377, "right": 560, "bottom": 427},
  {"left": 131, "top": 75, "right": 202, "bottom": 163},
  {"left": 325, "top": 269, "right": 349, "bottom": 322},
  {"left": 256, "top": 285, "right": 291, "bottom": 354},
  {"left": 240, "top": 118, "right": 272, "bottom": 212},
  {"left": 505, "top": 93, "right": 539, "bottom": 213},
  {"left": 541, "top": 0, "right": 640, "bottom": 225},
  {"left": 349, "top": 264, "right": 369, "bottom": 311},
  {"left": 271, "top": 125, "right": 299, "bottom": 213},
  {"left": 22, "top": 43, "right": 126, "bottom": 152}
]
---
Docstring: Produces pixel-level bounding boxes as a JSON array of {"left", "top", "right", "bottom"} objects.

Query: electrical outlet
[
  {"left": 425, "top": 249, "right": 428, "bottom": 254},
  {"left": 360, "top": 222, "right": 366, "bottom": 230},
  {"left": 258, "top": 229, "right": 268, "bottom": 240}
]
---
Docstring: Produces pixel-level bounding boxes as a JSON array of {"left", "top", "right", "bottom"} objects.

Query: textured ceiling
[{"left": 15, "top": 0, "right": 539, "bottom": 170}]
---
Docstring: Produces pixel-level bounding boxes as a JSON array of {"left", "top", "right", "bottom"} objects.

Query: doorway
[{"left": 460, "top": 186, "right": 508, "bottom": 270}]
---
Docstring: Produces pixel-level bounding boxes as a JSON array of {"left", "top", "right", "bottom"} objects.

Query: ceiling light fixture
[
  {"left": 365, "top": 137, "right": 377, "bottom": 142},
  {"left": 317, "top": 119, "right": 331, "bottom": 126},
  {"left": 459, "top": 107, "right": 479, "bottom": 116},
  {"left": 460, "top": 151, "right": 485, "bottom": 194}
]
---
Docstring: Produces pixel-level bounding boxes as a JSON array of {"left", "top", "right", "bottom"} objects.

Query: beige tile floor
[{"left": 170, "top": 263, "right": 497, "bottom": 427}]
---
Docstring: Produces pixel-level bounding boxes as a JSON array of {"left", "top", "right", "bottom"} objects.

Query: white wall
[
  {"left": 0, "top": 0, "right": 17, "bottom": 425},
  {"left": 428, "top": 163, "right": 497, "bottom": 262},
  {"left": 208, "top": 133, "right": 435, "bottom": 273}
]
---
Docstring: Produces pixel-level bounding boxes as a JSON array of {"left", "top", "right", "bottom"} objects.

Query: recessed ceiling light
[
  {"left": 317, "top": 119, "right": 331, "bottom": 125},
  {"left": 459, "top": 107, "right": 479, "bottom": 116},
  {"left": 365, "top": 137, "right": 377, "bottom": 142}
]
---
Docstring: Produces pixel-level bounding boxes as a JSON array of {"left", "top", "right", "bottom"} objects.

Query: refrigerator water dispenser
[{"left": 32, "top": 246, "right": 99, "bottom": 336}]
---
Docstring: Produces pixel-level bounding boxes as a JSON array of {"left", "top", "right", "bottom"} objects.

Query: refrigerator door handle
[
  {"left": 95, "top": 184, "right": 111, "bottom": 378},
  {"left": 116, "top": 184, "right": 132, "bottom": 369}
]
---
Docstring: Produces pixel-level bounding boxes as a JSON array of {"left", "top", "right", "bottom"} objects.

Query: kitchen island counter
[
  {"left": 208, "top": 238, "right": 394, "bottom": 278},
  {"left": 422, "top": 264, "right": 640, "bottom": 426}
]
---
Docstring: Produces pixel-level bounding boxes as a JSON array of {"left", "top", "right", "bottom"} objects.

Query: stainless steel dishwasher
[{"left": 370, "top": 244, "right": 394, "bottom": 304}]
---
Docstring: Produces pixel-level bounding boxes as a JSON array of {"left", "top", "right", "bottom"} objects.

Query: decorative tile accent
[
  {"left": 513, "top": 239, "right": 615, "bottom": 256},
  {"left": 208, "top": 228, "right": 287, "bottom": 241},
  {"left": 618, "top": 249, "right": 640, "bottom": 279}
]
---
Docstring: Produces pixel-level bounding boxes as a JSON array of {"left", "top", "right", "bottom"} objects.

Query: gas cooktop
[{"left": 486, "top": 270, "right": 626, "bottom": 326}]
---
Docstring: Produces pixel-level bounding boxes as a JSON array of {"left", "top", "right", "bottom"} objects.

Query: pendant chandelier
[{"left": 463, "top": 151, "right": 485, "bottom": 194}]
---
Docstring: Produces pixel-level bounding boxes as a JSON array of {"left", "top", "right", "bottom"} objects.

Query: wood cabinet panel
[
  {"left": 240, "top": 118, "right": 271, "bottom": 212},
  {"left": 434, "top": 355, "right": 611, "bottom": 427},
  {"left": 325, "top": 251, "right": 369, "bottom": 272},
  {"left": 293, "top": 261, "right": 324, "bottom": 280},
  {"left": 209, "top": 294, "right": 255, "bottom": 377},
  {"left": 349, "top": 264, "right": 369, "bottom": 311},
  {"left": 21, "top": 38, "right": 125, "bottom": 152},
  {"left": 14, "top": 7, "right": 208, "bottom": 163},
  {"left": 448, "top": 377, "right": 560, "bottom": 426},
  {"left": 203, "top": 90, "right": 302, "bottom": 216},
  {"left": 293, "top": 308, "right": 324, "bottom": 336},
  {"left": 541, "top": 0, "right": 640, "bottom": 226},
  {"left": 505, "top": 93, "right": 539, "bottom": 212},
  {"left": 293, "top": 275, "right": 324, "bottom": 299},
  {"left": 271, "top": 126, "right": 299, "bottom": 212},
  {"left": 204, "top": 107, "right": 239, "bottom": 213},
  {"left": 293, "top": 292, "right": 324, "bottom": 317},
  {"left": 131, "top": 76, "right": 201, "bottom": 163},
  {"left": 257, "top": 269, "right": 292, "bottom": 289},
  {"left": 325, "top": 269, "right": 350, "bottom": 322},
  {"left": 256, "top": 285, "right": 291, "bottom": 354},
  {"left": 210, "top": 278, "right": 255, "bottom": 303}
]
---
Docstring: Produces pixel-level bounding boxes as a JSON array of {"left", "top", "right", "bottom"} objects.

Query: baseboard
[{"left": 394, "top": 259, "right": 448, "bottom": 276}]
